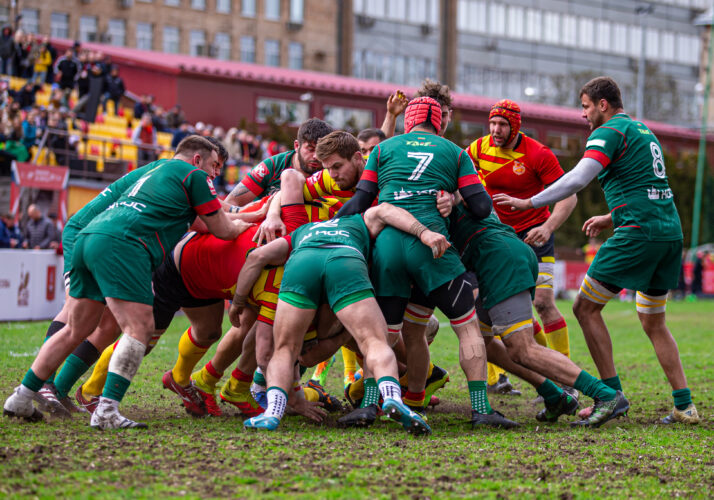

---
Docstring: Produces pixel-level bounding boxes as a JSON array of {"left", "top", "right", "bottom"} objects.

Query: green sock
[
  {"left": 468, "top": 380, "right": 492, "bottom": 414},
  {"left": 42, "top": 321, "right": 66, "bottom": 384},
  {"left": 602, "top": 375, "right": 623, "bottom": 392},
  {"left": 536, "top": 379, "right": 563, "bottom": 406},
  {"left": 253, "top": 369, "right": 266, "bottom": 387},
  {"left": 361, "top": 378, "right": 379, "bottom": 408},
  {"left": 21, "top": 368, "right": 45, "bottom": 392},
  {"left": 574, "top": 370, "right": 616, "bottom": 402},
  {"left": 53, "top": 354, "right": 90, "bottom": 399},
  {"left": 103, "top": 372, "right": 131, "bottom": 402},
  {"left": 673, "top": 388, "right": 692, "bottom": 410}
]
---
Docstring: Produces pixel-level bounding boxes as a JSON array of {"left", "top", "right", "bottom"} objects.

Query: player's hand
[
  {"left": 386, "top": 90, "right": 408, "bottom": 117},
  {"left": 420, "top": 230, "right": 450, "bottom": 259},
  {"left": 523, "top": 225, "right": 552, "bottom": 247},
  {"left": 253, "top": 214, "right": 286, "bottom": 246},
  {"left": 290, "top": 397, "right": 327, "bottom": 422},
  {"left": 582, "top": 214, "right": 613, "bottom": 237},
  {"left": 436, "top": 190, "right": 454, "bottom": 218},
  {"left": 231, "top": 219, "right": 255, "bottom": 236},
  {"left": 228, "top": 303, "right": 243, "bottom": 327},
  {"left": 492, "top": 193, "right": 533, "bottom": 211}
]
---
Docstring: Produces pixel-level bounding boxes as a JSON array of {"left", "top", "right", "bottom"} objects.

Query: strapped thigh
[
  {"left": 578, "top": 274, "right": 618, "bottom": 305},
  {"left": 636, "top": 291, "right": 667, "bottom": 314}
]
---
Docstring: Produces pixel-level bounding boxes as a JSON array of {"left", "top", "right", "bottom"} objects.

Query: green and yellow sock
[{"left": 468, "top": 380, "right": 492, "bottom": 414}]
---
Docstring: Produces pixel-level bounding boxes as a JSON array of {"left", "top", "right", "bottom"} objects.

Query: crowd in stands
[{"left": 0, "top": 204, "right": 61, "bottom": 250}]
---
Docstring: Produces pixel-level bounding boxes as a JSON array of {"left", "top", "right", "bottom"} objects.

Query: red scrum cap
[
  {"left": 404, "top": 96, "right": 442, "bottom": 134},
  {"left": 489, "top": 99, "right": 521, "bottom": 145}
]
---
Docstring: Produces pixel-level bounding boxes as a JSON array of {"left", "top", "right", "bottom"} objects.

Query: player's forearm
[
  {"left": 225, "top": 182, "right": 255, "bottom": 207},
  {"left": 336, "top": 186, "right": 376, "bottom": 217},
  {"left": 266, "top": 191, "right": 282, "bottom": 220},
  {"left": 380, "top": 113, "right": 398, "bottom": 139},
  {"left": 377, "top": 203, "right": 427, "bottom": 238},
  {"left": 543, "top": 194, "right": 577, "bottom": 232},
  {"left": 531, "top": 157, "right": 602, "bottom": 208},
  {"left": 460, "top": 184, "right": 493, "bottom": 220},
  {"left": 233, "top": 255, "right": 266, "bottom": 305}
]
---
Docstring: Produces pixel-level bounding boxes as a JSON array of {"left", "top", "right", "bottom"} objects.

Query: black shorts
[
  {"left": 516, "top": 222, "right": 555, "bottom": 262},
  {"left": 152, "top": 251, "right": 221, "bottom": 330}
]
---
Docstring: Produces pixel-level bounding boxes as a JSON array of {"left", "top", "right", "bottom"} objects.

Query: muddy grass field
[{"left": 1, "top": 300, "right": 713, "bottom": 499}]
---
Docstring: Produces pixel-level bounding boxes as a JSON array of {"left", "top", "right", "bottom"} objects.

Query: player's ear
[{"left": 293, "top": 139, "right": 299, "bottom": 151}]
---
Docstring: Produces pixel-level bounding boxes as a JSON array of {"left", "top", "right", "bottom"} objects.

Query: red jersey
[{"left": 467, "top": 133, "right": 563, "bottom": 232}]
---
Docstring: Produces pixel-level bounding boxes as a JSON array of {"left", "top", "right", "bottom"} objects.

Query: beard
[{"left": 297, "top": 151, "right": 321, "bottom": 175}]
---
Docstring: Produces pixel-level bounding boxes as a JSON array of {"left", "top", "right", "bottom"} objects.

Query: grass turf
[{"left": 0, "top": 300, "right": 712, "bottom": 498}]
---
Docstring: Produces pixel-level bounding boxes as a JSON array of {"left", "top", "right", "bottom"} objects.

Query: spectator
[
  {"left": 31, "top": 35, "right": 51, "bottom": 86},
  {"left": 72, "top": 52, "right": 91, "bottom": 115},
  {"left": 0, "top": 213, "right": 22, "bottom": 248},
  {"left": 223, "top": 127, "right": 242, "bottom": 160},
  {"left": 170, "top": 121, "right": 191, "bottom": 149},
  {"left": 20, "top": 107, "right": 39, "bottom": 150},
  {"left": 22, "top": 204, "right": 55, "bottom": 249},
  {"left": 151, "top": 105, "right": 168, "bottom": 132},
  {"left": 133, "top": 94, "right": 153, "bottom": 119},
  {"left": 12, "top": 30, "right": 32, "bottom": 78},
  {"left": 165, "top": 104, "right": 186, "bottom": 131},
  {"left": 14, "top": 81, "right": 39, "bottom": 110},
  {"left": 54, "top": 49, "right": 80, "bottom": 107},
  {"left": 102, "top": 65, "right": 125, "bottom": 115},
  {"left": 46, "top": 111, "right": 74, "bottom": 165},
  {"left": 132, "top": 112, "right": 159, "bottom": 166},
  {"left": 0, "top": 25, "right": 14, "bottom": 75}
]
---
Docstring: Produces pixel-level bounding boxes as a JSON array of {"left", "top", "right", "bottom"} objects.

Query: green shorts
[
  {"left": 370, "top": 225, "right": 465, "bottom": 298},
  {"left": 467, "top": 232, "right": 538, "bottom": 310},
  {"left": 69, "top": 233, "right": 155, "bottom": 305},
  {"left": 279, "top": 247, "right": 374, "bottom": 312},
  {"left": 61, "top": 221, "right": 82, "bottom": 282},
  {"left": 588, "top": 235, "right": 682, "bottom": 292}
]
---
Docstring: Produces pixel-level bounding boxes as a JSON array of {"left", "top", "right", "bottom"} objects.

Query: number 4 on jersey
[{"left": 407, "top": 152, "right": 434, "bottom": 181}]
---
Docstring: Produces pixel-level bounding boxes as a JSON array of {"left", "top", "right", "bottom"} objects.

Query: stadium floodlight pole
[
  {"left": 691, "top": 15, "right": 714, "bottom": 249},
  {"left": 635, "top": 4, "right": 654, "bottom": 120}
]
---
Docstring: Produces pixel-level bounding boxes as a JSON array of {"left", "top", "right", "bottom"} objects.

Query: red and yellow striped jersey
[
  {"left": 303, "top": 169, "right": 355, "bottom": 204},
  {"left": 466, "top": 134, "right": 563, "bottom": 232}
]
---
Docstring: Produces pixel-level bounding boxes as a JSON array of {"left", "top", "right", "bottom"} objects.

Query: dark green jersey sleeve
[
  {"left": 583, "top": 125, "right": 625, "bottom": 168},
  {"left": 183, "top": 169, "right": 222, "bottom": 215}
]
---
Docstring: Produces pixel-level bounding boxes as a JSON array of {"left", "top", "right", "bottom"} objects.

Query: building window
[
  {"left": 265, "top": 39, "right": 280, "bottom": 66},
  {"left": 489, "top": 3, "right": 506, "bottom": 35},
  {"left": 107, "top": 19, "right": 126, "bottom": 46},
  {"left": 242, "top": 0, "right": 256, "bottom": 17},
  {"left": 597, "top": 20, "right": 611, "bottom": 51},
  {"left": 628, "top": 26, "right": 642, "bottom": 58},
  {"left": 164, "top": 0, "right": 180, "bottom": 6},
  {"left": 578, "top": 17, "right": 594, "bottom": 48},
  {"left": 191, "top": 0, "right": 206, "bottom": 10},
  {"left": 661, "top": 31, "right": 675, "bottom": 61},
  {"left": 612, "top": 23, "right": 627, "bottom": 55},
  {"left": 543, "top": 12, "right": 559, "bottom": 44},
  {"left": 386, "top": 0, "right": 406, "bottom": 21},
  {"left": 79, "top": 16, "right": 98, "bottom": 43},
  {"left": 256, "top": 97, "right": 308, "bottom": 125},
  {"left": 525, "top": 9, "right": 541, "bottom": 41},
  {"left": 407, "top": 0, "right": 427, "bottom": 24},
  {"left": 507, "top": 6, "right": 524, "bottom": 39},
  {"left": 136, "top": 23, "right": 153, "bottom": 50},
  {"left": 364, "top": 0, "right": 385, "bottom": 17},
  {"left": 562, "top": 14, "right": 576, "bottom": 46},
  {"left": 323, "top": 105, "right": 374, "bottom": 133},
  {"left": 216, "top": 0, "right": 231, "bottom": 13},
  {"left": 20, "top": 9, "right": 39, "bottom": 34},
  {"left": 240, "top": 36, "right": 255, "bottom": 62},
  {"left": 50, "top": 12, "right": 70, "bottom": 39},
  {"left": 265, "top": 0, "right": 281, "bottom": 20},
  {"left": 645, "top": 28, "right": 659, "bottom": 59},
  {"left": 288, "top": 42, "right": 303, "bottom": 69},
  {"left": 289, "top": 0, "right": 303, "bottom": 23},
  {"left": 214, "top": 32, "right": 231, "bottom": 60},
  {"left": 190, "top": 29, "right": 206, "bottom": 56},
  {"left": 163, "top": 26, "right": 180, "bottom": 53}
]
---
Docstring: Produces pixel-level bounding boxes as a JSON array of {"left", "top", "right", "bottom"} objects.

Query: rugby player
[
  {"left": 467, "top": 99, "right": 577, "bottom": 396},
  {"left": 337, "top": 97, "right": 517, "bottom": 428},
  {"left": 494, "top": 76, "right": 697, "bottom": 425},
  {"left": 233, "top": 204, "right": 450, "bottom": 434},
  {"left": 357, "top": 128, "right": 387, "bottom": 159},
  {"left": 4, "top": 136, "right": 249, "bottom": 429}
]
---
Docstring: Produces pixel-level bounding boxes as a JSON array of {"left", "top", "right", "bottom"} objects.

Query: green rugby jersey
[
  {"left": 583, "top": 114, "right": 682, "bottom": 241},
  {"left": 449, "top": 204, "right": 517, "bottom": 260},
  {"left": 241, "top": 150, "right": 296, "bottom": 198},
  {"left": 361, "top": 131, "right": 480, "bottom": 235},
  {"left": 66, "top": 162, "right": 162, "bottom": 231},
  {"left": 286, "top": 215, "right": 370, "bottom": 259},
  {"left": 81, "top": 158, "right": 222, "bottom": 267}
]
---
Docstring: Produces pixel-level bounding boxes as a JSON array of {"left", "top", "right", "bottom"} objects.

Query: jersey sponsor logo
[
  {"left": 315, "top": 230, "right": 350, "bottom": 237},
  {"left": 512, "top": 161, "right": 526, "bottom": 175},
  {"left": 393, "top": 187, "right": 439, "bottom": 200},
  {"left": 100, "top": 186, "right": 112, "bottom": 197},
  {"left": 586, "top": 139, "right": 606, "bottom": 148},
  {"left": 405, "top": 140, "right": 434, "bottom": 147},
  {"left": 647, "top": 187, "right": 673, "bottom": 200},
  {"left": 108, "top": 200, "right": 147, "bottom": 212},
  {"left": 252, "top": 163, "right": 268, "bottom": 181},
  {"left": 206, "top": 177, "right": 217, "bottom": 196}
]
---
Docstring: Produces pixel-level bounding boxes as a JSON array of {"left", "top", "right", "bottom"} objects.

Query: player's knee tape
[
  {"left": 459, "top": 331, "right": 486, "bottom": 362},
  {"left": 429, "top": 273, "right": 478, "bottom": 321},
  {"left": 386, "top": 323, "right": 402, "bottom": 347},
  {"left": 636, "top": 291, "right": 667, "bottom": 314},
  {"left": 108, "top": 335, "right": 146, "bottom": 380},
  {"left": 536, "top": 262, "right": 555, "bottom": 289},
  {"left": 425, "top": 315, "right": 440, "bottom": 344},
  {"left": 488, "top": 291, "right": 534, "bottom": 339},
  {"left": 579, "top": 274, "right": 617, "bottom": 305},
  {"left": 404, "top": 303, "right": 432, "bottom": 325}
]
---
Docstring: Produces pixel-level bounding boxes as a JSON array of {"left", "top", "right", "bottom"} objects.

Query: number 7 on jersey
[{"left": 407, "top": 152, "right": 434, "bottom": 181}]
